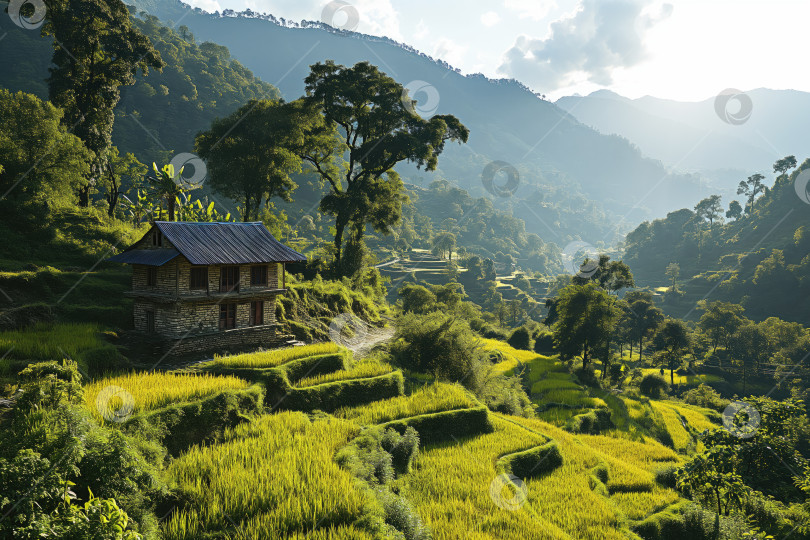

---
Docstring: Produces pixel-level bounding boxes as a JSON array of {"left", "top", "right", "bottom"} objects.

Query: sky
[{"left": 183, "top": 0, "right": 810, "bottom": 101}]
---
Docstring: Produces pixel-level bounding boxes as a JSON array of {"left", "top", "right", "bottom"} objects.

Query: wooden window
[
  {"left": 151, "top": 229, "right": 163, "bottom": 247},
  {"left": 146, "top": 267, "right": 157, "bottom": 287},
  {"left": 145, "top": 311, "right": 155, "bottom": 334},
  {"left": 220, "top": 266, "right": 239, "bottom": 292},
  {"left": 190, "top": 267, "right": 208, "bottom": 290},
  {"left": 249, "top": 301, "right": 264, "bottom": 326},
  {"left": 219, "top": 303, "right": 236, "bottom": 330},
  {"left": 251, "top": 265, "right": 268, "bottom": 286}
]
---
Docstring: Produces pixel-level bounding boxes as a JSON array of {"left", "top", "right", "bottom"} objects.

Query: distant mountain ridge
[
  {"left": 556, "top": 89, "right": 810, "bottom": 199},
  {"left": 123, "top": 0, "right": 712, "bottom": 233}
]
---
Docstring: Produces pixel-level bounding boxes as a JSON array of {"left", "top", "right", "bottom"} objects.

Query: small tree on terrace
[{"left": 773, "top": 155, "right": 797, "bottom": 176}]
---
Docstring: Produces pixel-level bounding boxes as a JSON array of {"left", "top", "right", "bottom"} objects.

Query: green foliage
[
  {"left": 502, "top": 441, "right": 563, "bottom": 479},
  {"left": 640, "top": 374, "right": 669, "bottom": 398},
  {"left": 567, "top": 408, "right": 613, "bottom": 434},
  {"left": 681, "top": 384, "right": 730, "bottom": 412},
  {"left": 507, "top": 326, "right": 533, "bottom": 351},
  {"left": 553, "top": 283, "right": 619, "bottom": 368},
  {"left": 43, "top": 0, "right": 164, "bottom": 166},
  {"left": 0, "top": 90, "right": 91, "bottom": 220},
  {"left": 294, "top": 60, "right": 468, "bottom": 273}
]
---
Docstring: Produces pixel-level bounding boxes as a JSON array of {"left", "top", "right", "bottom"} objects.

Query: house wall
[{"left": 136, "top": 296, "right": 279, "bottom": 338}]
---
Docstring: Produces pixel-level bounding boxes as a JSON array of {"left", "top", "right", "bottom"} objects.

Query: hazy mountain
[
  {"left": 123, "top": 0, "right": 712, "bottom": 232},
  {"left": 556, "top": 89, "right": 810, "bottom": 200}
]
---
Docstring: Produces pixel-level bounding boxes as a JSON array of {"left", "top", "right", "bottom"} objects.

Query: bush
[
  {"left": 640, "top": 374, "right": 669, "bottom": 398},
  {"left": 392, "top": 312, "right": 485, "bottom": 386},
  {"left": 81, "top": 346, "right": 127, "bottom": 377},
  {"left": 681, "top": 383, "right": 729, "bottom": 412},
  {"left": 567, "top": 408, "right": 613, "bottom": 434},
  {"left": 480, "top": 375, "right": 534, "bottom": 417},
  {"left": 507, "top": 326, "right": 533, "bottom": 351},
  {"left": 502, "top": 441, "right": 562, "bottom": 479},
  {"left": 533, "top": 329, "right": 555, "bottom": 353},
  {"left": 654, "top": 465, "right": 678, "bottom": 488},
  {"left": 573, "top": 365, "right": 600, "bottom": 388},
  {"left": 379, "top": 489, "right": 430, "bottom": 540},
  {"left": 381, "top": 427, "right": 420, "bottom": 475}
]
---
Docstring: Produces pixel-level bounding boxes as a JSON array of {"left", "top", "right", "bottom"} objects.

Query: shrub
[
  {"left": 640, "top": 374, "right": 669, "bottom": 398},
  {"left": 654, "top": 465, "right": 678, "bottom": 488},
  {"left": 381, "top": 427, "right": 420, "bottom": 474},
  {"left": 567, "top": 408, "right": 613, "bottom": 434},
  {"left": 532, "top": 329, "right": 555, "bottom": 353},
  {"left": 502, "top": 441, "right": 562, "bottom": 479},
  {"left": 573, "top": 365, "right": 600, "bottom": 388},
  {"left": 379, "top": 489, "right": 430, "bottom": 540},
  {"left": 681, "top": 383, "right": 729, "bottom": 412},
  {"left": 81, "top": 345, "right": 127, "bottom": 377},
  {"left": 506, "top": 326, "right": 532, "bottom": 351}
]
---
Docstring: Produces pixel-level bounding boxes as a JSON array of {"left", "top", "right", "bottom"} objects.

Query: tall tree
[
  {"left": 729, "top": 323, "right": 769, "bottom": 394},
  {"left": 432, "top": 232, "right": 456, "bottom": 261},
  {"left": 665, "top": 262, "right": 680, "bottom": 291},
  {"left": 296, "top": 61, "right": 469, "bottom": 274},
  {"left": 102, "top": 146, "right": 145, "bottom": 217},
  {"left": 737, "top": 173, "right": 766, "bottom": 215},
  {"left": 773, "top": 155, "right": 797, "bottom": 176},
  {"left": 653, "top": 318, "right": 690, "bottom": 386},
  {"left": 697, "top": 300, "right": 746, "bottom": 355},
  {"left": 553, "top": 283, "right": 619, "bottom": 369},
  {"left": 625, "top": 290, "right": 664, "bottom": 362},
  {"left": 694, "top": 195, "right": 723, "bottom": 229},
  {"left": 196, "top": 100, "right": 303, "bottom": 221},
  {"left": 42, "top": 0, "right": 164, "bottom": 205},
  {"left": 0, "top": 90, "right": 91, "bottom": 220}
]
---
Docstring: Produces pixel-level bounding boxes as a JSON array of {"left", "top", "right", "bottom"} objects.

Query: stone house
[{"left": 108, "top": 221, "right": 306, "bottom": 355}]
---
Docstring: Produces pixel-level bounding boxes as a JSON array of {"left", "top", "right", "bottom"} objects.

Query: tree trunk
[
  {"left": 168, "top": 197, "right": 176, "bottom": 222},
  {"left": 333, "top": 215, "right": 348, "bottom": 271}
]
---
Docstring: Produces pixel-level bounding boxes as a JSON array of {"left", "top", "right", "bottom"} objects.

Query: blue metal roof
[
  {"left": 108, "top": 221, "right": 307, "bottom": 266},
  {"left": 107, "top": 248, "right": 180, "bottom": 266}
]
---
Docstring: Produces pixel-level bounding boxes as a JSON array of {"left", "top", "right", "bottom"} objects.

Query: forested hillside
[{"left": 625, "top": 157, "right": 810, "bottom": 323}]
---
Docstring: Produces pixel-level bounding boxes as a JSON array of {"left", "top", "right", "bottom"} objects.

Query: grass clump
[{"left": 335, "top": 382, "right": 475, "bottom": 425}]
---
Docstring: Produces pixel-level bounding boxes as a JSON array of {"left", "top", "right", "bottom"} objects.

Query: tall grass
[
  {"left": 296, "top": 358, "right": 394, "bottom": 388},
  {"left": 162, "top": 412, "right": 371, "bottom": 540},
  {"left": 209, "top": 343, "right": 341, "bottom": 369},
  {"left": 334, "top": 382, "right": 475, "bottom": 425},
  {"left": 85, "top": 371, "right": 249, "bottom": 421},
  {"left": 0, "top": 323, "right": 102, "bottom": 360}
]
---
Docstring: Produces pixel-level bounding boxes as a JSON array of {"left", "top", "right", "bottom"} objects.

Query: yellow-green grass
[
  {"left": 479, "top": 338, "right": 555, "bottom": 375},
  {"left": 163, "top": 412, "right": 371, "bottom": 540},
  {"left": 296, "top": 358, "right": 394, "bottom": 387},
  {"left": 663, "top": 402, "right": 719, "bottom": 434},
  {"left": 637, "top": 369, "right": 720, "bottom": 386},
  {"left": 85, "top": 371, "right": 249, "bottom": 421},
  {"left": 612, "top": 488, "right": 680, "bottom": 521},
  {"left": 531, "top": 379, "right": 580, "bottom": 394},
  {"left": 393, "top": 415, "right": 571, "bottom": 539},
  {"left": 334, "top": 382, "right": 475, "bottom": 425},
  {"left": 209, "top": 343, "right": 341, "bottom": 369},
  {"left": 624, "top": 398, "right": 649, "bottom": 422},
  {"left": 650, "top": 402, "right": 692, "bottom": 452},
  {"left": 498, "top": 416, "right": 644, "bottom": 538},
  {"left": 0, "top": 322, "right": 102, "bottom": 360},
  {"left": 537, "top": 389, "right": 607, "bottom": 409},
  {"left": 535, "top": 407, "right": 580, "bottom": 426}
]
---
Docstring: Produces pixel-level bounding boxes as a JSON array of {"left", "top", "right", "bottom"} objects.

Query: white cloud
[
  {"left": 497, "top": 0, "right": 672, "bottom": 91},
  {"left": 413, "top": 18, "right": 429, "bottom": 39},
  {"left": 480, "top": 11, "right": 501, "bottom": 27},
  {"left": 503, "top": 0, "right": 554, "bottom": 21},
  {"left": 433, "top": 37, "right": 467, "bottom": 68}
]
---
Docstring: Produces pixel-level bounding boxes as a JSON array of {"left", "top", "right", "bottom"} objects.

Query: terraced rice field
[
  {"left": 85, "top": 371, "right": 250, "bottom": 422},
  {"left": 162, "top": 412, "right": 370, "bottom": 540},
  {"left": 296, "top": 358, "right": 394, "bottom": 387},
  {"left": 209, "top": 342, "right": 341, "bottom": 368},
  {"left": 334, "top": 382, "right": 475, "bottom": 424}
]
